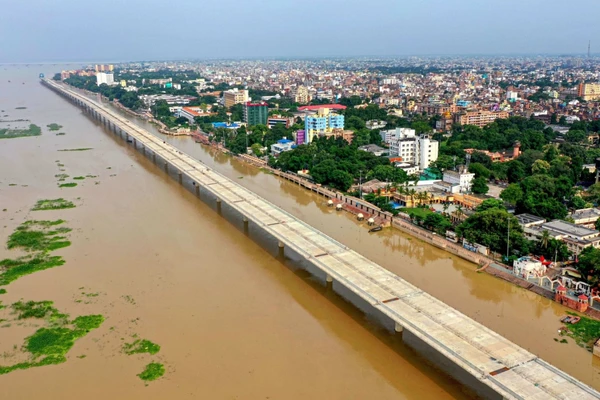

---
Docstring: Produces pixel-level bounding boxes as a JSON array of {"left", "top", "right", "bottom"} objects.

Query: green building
[{"left": 243, "top": 102, "right": 268, "bottom": 126}]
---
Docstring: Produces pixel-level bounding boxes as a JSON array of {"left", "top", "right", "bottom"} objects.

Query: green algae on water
[
  {"left": 0, "top": 124, "right": 41, "bottom": 139},
  {"left": 46, "top": 123, "right": 62, "bottom": 131},
  {"left": 123, "top": 339, "right": 160, "bottom": 356},
  {"left": 31, "top": 198, "right": 75, "bottom": 211},
  {"left": 0, "top": 255, "right": 65, "bottom": 286},
  {"left": 138, "top": 362, "right": 165, "bottom": 382},
  {"left": 59, "top": 182, "right": 77, "bottom": 188},
  {"left": 7, "top": 220, "right": 71, "bottom": 253}
]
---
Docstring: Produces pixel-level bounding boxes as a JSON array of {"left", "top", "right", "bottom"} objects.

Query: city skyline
[{"left": 1, "top": 0, "right": 599, "bottom": 63}]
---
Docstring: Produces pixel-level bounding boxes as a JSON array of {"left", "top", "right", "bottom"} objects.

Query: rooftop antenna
[{"left": 589, "top": 40, "right": 591, "bottom": 58}]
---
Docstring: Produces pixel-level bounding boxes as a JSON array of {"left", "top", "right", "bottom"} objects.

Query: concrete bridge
[{"left": 42, "top": 78, "right": 599, "bottom": 400}]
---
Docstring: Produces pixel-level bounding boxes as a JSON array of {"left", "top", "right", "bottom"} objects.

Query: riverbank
[{"left": 223, "top": 149, "right": 600, "bottom": 322}]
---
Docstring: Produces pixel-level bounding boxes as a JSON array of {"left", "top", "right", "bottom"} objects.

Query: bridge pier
[
  {"left": 394, "top": 322, "right": 404, "bottom": 333},
  {"left": 216, "top": 198, "right": 222, "bottom": 213},
  {"left": 178, "top": 172, "right": 183, "bottom": 184},
  {"left": 326, "top": 274, "right": 333, "bottom": 283},
  {"left": 152, "top": 152, "right": 156, "bottom": 163},
  {"left": 164, "top": 162, "right": 168, "bottom": 173},
  {"left": 195, "top": 184, "right": 200, "bottom": 197}
]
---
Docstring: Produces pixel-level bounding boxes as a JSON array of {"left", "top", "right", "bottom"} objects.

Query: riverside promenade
[{"left": 43, "top": 78, "right": 600, "bottom": 400}]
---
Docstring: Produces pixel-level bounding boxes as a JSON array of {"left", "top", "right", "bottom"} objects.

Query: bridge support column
[
  {"left": 326, "top": 274, "right": 333, "bottom": 283},
  {"left": 195, "top": 184, "right": 200, "bottom": 197},
  {"left": 278, "top": 241, "right": 285, "bottom": 257},
  {"left": 178, "top": 172, "right": 183, "bottom": 184},
  {"left": 394, "top": 322, "right": 403, "bottom": 333},
  {"left": 164, "top": 162, "right": 168, "bottom": 173},
  {"left": 152, "top": 152, "right": 156, "bottom": 163},
  {"left": 216, "top": 198, "right": 222, "bottom": 213},
  {"left": 133, "top": 138, "right": 137, "bottom": 148},
  {"left": 243, "top": 216, "right": 249, "bottom": 233}
]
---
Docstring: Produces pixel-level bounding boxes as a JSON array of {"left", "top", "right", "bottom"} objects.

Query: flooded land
[{"left": 1, "top": 65, "right": 599, "bottom": 399}]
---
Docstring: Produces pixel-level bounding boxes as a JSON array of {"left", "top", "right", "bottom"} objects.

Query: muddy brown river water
[{"left": 1, "top": 65, "right": 599, "bottom": 399}]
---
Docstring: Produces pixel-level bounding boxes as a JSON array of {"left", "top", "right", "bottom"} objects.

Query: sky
[{"left": 1, "top": 0, "right": 599, "bottom": 63}]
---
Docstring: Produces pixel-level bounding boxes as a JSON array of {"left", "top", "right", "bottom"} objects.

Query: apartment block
[
  {"left": 223, "top": 88, "right": 249, "bottom": 108},
  {"left": 455, "top": 110, "right": 509, "bottom": 128},
  {"left": 243, "top": 102, "right": 268, "bottom": 126}
]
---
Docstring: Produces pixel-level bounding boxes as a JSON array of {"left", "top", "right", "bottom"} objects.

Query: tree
[
  {"left": 540, "top": 230, "right": 550, "bottom": 249},
  {"left": 411, "top": 121, "right": 433, "bottom": 135},
  {"left": 577, "top": 247, "right": 600, "bottom": 279},
  {"left": 476, "top": 199, "right": 505, "bottom": 212},
  {"left": 565, "top": 130, "right": 587, "bottom": 143},
  {"left": 250, "top": 143, "right": 263, "bottom": 157},
  {"left": 423, "top": 213, "right": 453, "bottom": 234},
  {"left": 457, "top": 208, "right": 528, "bottom": 254},
  {"left": 506, "top": 160, "right": 526, "bottom": 183},
  {"left": 471, "top": 177, "right": 489, "bottom": 194},
  {"left": 346, "top": 116, "right": 366, "bottom": 131},
  {"left": 500, "top": 184, "right": 523, "bottom": 206},
  {"left": 531, "top": 159, "right": 550, "bottom": 175},
  {"left": 469, "top": 163, "right": 491, "bottom": 179}
]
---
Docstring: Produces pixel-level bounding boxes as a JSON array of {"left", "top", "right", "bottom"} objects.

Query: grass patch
[
  {"left": 0, "top": 289, "right": 6, "bottom": 295},
  {"left": 398, "top": 207, "right": 434, "bottom": 220},
  {"left": 59, "top": 183, "right": 77, "bottom": 188},
  {"left": 7, "top": 220, "right": 71, "bottom": 252},
  {"left": 46, "top": 123, "right": 62, "bottom": 131},
  {"left": 123, "top": 339, "right": 160, "bottom": 355},
  {"left": 31, "top": 198, "right": 76, "bottom": 211},
  {"left": 56, "top": 133, "right": 66, "bottom": 136},
  {"left": 0, "top": 124, "right": 41, "bottom": 139},
  {"left": 55, "top": 174, "right": 69, "bottom": 181},
  {"left": 57, "top": 148, "right": 93, "bottom": 152},
  {"left": 72, "top": 176, "right": 85, "bottom": 180},
  {"left": 562, "top": 313, "right": 600, "bottom": 350},
  {"left": 138, "top": 362, "right": 165, "bottom": 382}
]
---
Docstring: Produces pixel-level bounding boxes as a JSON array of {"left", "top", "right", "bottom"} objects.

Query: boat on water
[
  {"left": 561, "top": 315, "right": 581, "bottom": 324},
  {"left": 368, "top": 226, "right": 383, "bottom": 233}
]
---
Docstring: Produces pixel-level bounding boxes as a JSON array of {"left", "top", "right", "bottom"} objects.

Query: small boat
[
  {"left": 369, "top": 226, "right": 383, "bottom": 233},
  {"left": 560, "top": 316, "right": 572, "bottom": 323}
]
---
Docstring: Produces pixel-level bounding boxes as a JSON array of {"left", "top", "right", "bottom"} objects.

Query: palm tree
[
  {"left": 442, "top": 202, "right": 449, "bottom": 215},
  {"left": 540, "top": 230, "right": 551, "bottom": 249},
  {"left": 408, "top": 189, "right": 417, "bottom": 207}
]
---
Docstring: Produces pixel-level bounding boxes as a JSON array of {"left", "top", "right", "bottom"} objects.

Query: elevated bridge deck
[{"left": 43, "top": 78, "right": 600, "bottom": 400}]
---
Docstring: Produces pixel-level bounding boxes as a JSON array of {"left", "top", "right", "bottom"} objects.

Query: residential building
[
  {"left": 148, "top": 78, "right": 172, "bottom": 85},
  {"left": 523, "top": 219, "right": 600, "bottom": 256},
  {"left": 96, "top": 72, "right": 114, "bottom": 86},
  {"left": 570, "top": 208, "right": 600, "bottom": 229},
  {"left": 298, "top": 104, "right": 346, "bottom": 112},
  {"left": 455, "top": 110, "right": 509, "bottom": 128},
  {"left": 223, "top": 88, "right": 249, "bottom": 108},
  {"left": 358, "top": 144, "right": 386, "bottom": 157},
  {"left": 366, "top": 120, "right": 387, "bottom": 130},
  {"left": 177, "top": 106, "right": 213, "bottom": 124},
  {"left": 515, "top": 213, "right": 546, "bottom": 229},
  {"left": 578, "top": 83, "right": 600, "bottom": 101},
  {"left": 513, "top": 256, "right": 547, "bottom": 279},
  {"left": 292, "top": 86, "right": 311, "bottom": 104},
  {"left": 271, "top": 138, "right": 295, "bottom": 156},
  {"left": 384, "top": 128, "right": 439, "bottom": 170},
  {"left": 393, "top": 162, "right": 419, "bottom": 175},
  {"left": 95, "top": 64, "right": 114, "bottom": 72},
  {"left": 304, "top": 108, "right": 345, "bottom": 142},
  {"left": 243, "top": 102, "right": 268, "bottom": 126},
  {"left": 267, "top": 115, "right": 295, "bottom": 129},
  {"left": 295, "top": 130, "right": 306, "bottom": 145},
  {"left": 443, "top": 166, "right": 474, "bottom": 193},
  {"left": 320, "top": 129, "right": 354, "bottom": 143}
]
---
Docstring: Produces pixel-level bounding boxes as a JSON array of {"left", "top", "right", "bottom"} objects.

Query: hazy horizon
[{"left": 2, "top": 0, "right": 599, "bottom": 63}]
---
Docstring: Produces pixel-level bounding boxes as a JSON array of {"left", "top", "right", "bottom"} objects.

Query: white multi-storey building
[
  {"left": 382, "top": 128, "right": 438, "bottom": 170},
  {"left": 96, "top": 72, "right": 114, "bottom": 86}
]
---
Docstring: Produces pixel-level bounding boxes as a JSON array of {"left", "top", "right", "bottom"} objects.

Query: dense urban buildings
[{"left": 223, "top": 88, "right": 249, "bottom": 107}]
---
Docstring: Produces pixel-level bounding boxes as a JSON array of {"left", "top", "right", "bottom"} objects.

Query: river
[{"left": 0, "top": 64, "right": 599, "bottom": 399}]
